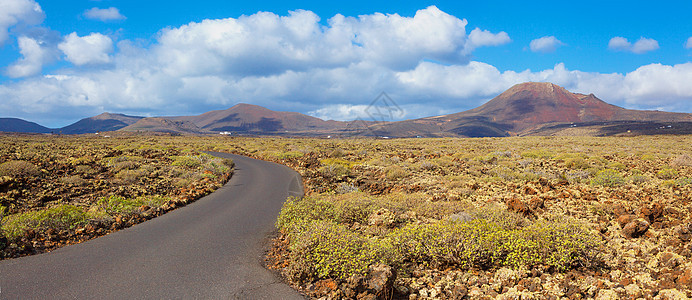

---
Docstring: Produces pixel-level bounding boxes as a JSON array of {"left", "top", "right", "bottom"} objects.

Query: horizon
[
  {"left": 3, "top": 81, "right": 692, "bottom": 129},
  {"left": 1, "top": 1, "right": 692, "bottom": 127}
]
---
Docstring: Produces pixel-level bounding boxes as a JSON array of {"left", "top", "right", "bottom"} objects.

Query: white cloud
[
  {"left": 631, "top": 38, "right": 659, "bottom": 54},
  {"left": 83, "top": 7, "right": 126, "bottom": 22},
  {"left": 4, "top": 36, "right": 53, "bottom": 77},
  {"left": 0, "top": 0, "right": 44, "bottom": 44},
  {"left": 152, "top": 6, "right": 510, "bottom": 76},
  {"left": 685, "top": 37, "right": 692, "bottom": 49},
  {"left": 529, "top": 36, "right": 564, "bottom": 53},
  {"left": 608, "top": 36, "right": 659, "bottom": 54},
  {"left": 58, "top": 32, "right": 114, "bottom": 65},
  {"left": 608, "top": 36, "right": 631, "bottom": 51},
  {"left": 466, "top": 28, "right": 511, "bottom": 50}
]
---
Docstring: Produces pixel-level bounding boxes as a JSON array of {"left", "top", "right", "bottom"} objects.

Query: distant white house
[{"left": 219, "top": 131, "right": 232, "bottom": 135}]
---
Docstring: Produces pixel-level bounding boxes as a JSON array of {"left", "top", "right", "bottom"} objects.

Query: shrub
[
  {"left": 671, "top": 154, "right": 692, "bottom": 167},
  {"left": 319, "top": 164, "right": 349, "bottom": 178},
  {"left": 59, "top": 175, "right": 85, "bottom": 186},
  {"left": 591, "top": 169, "right": 625, "bottom": 187},
  {"left": 286, "top": 220, "right": 383, "bottom": 281},
  {"left": 2, "top": 205, "right": 89, "bottom": 241},
  {"left": 115, "top": 169, "right": 143, "bottom": 184},
  {"left": 171, "top": 154, "right": 209, "bottom": 169},
  {"left": 657, "top": 168, "right": 678, "bottom": 180},
  {"left": 564, "top": 158, "right": 589, "bottom": 169},
  {"left": 385, "top": 165, "right": 408, "bottom": 181},
  {"left": 628, "top": 174, "right": 650, "bottom": 184},
  {"left": 0, "top": 160, "right": 40, "bottom": 177},
  {"left": 390, "top": 217, "right": 601, "bottom": 271},
  {"left": 676, "top": 177, "right": 692, "bottom": 186},
  {"left": 97, "top": 195, "right": 169, "bottom": 215}
]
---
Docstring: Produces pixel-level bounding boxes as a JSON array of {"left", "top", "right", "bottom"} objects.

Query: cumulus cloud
[
  {"left": 466, "top": 28, "right": 511, "bottom": 50},
  {"left": 608, "top": 36, "right": 659, "bottom": 54},
  {"left": 152, "top": 6, "right": 510, "bottom": 76},
  {"left": 4, "top": 35, "right": 53, "bottom": 77},
  {"left": 58, "top": 32, "right": 114, "bottom": 65},
  {"left": 529, "top": 36, "right": 564, "bottom": 53},
  {"left": 83, "top": 7, "right": 126, "bottom": 22},
  {"left": 0, "top": 0, "right": 44, "bottom": 44},
  {"left": 685, "top": 37, "right": 692, "bottom": 49}
]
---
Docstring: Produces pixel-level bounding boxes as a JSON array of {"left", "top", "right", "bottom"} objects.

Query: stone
[
  {"left": 617, "top": 214, "right": 636, "bottom": 227},
  {"left": 365, "top": 264, "right": 395, "bottom": 298},
  {"left": 367, "top": 209, "right": 396, "bottom": 227},
  {"left": 506, "top": 197, "right": 531, "bottom": 217},
  {"left": 622, "top": 219, "right": 649, "bottom": 238}
]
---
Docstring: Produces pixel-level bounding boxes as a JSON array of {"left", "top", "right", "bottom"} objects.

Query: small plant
[
  {"left": 591, "top": 169, "right": 625, "bottom": 187},
  {"left": 0, "top": 160, "right": 40, "bottom": 177},
  {"left": 2, "top": 205, "right": 89, "bottom": 241},
  {"left": 385, "top": 165, "right": 408, "bottom": 180},
  {"left": 671, "top": 154, "right": 692, "bottom": 167},
  {"left": 657, "top": 168, "right": 678, "bottom": 180}
]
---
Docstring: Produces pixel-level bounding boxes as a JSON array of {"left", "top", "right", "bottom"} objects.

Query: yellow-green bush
[
  {"left": 591, "top": 169, "right": 625, "bottom": 187},
  {"left": 0, "top": 160, "right": 40, "bottom": 177},
  {"left": 657, "top": 168, "right": 678, "bottom": 180},
  {"left": 385, "top": 165, "right": 408, "bottom": 180},
  {"left": 286, "top": 220, "right": 386, "bottom": 281},
  {"left": 1, "top": 205, "right": 89, "bottom": 241},
  {"left": 97, "top": 195, "right": 169, "bottom": 215}
]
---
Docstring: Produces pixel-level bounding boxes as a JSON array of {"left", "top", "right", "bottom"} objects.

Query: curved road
[{"left": 0, "top": 153, "right": 305, "bottom": 299}]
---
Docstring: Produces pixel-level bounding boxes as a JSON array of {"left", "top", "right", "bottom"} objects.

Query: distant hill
[
  {"left": 173, "top": 103, "right": 349, "bottom": 134},
  {"left": 0, "top": 118, "right": 51, "bottom": 133},
  {"left": 3, "top": 82, "right": 692, "bottom": 137},
  {"left": 60, "top": 113, "right": 144, "bottom": 134},
  {"left": 370, "top": 82, "right": 692, "bottom": 137},
  {"left": 119, "top": 117, "right": 208, "bottom": 134}
]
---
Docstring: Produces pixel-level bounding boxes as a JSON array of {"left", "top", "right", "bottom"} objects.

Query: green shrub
[
  {"left": 286, "top": 220, "right": 385, "bottom": 281},
  {"left": 115, "top": 169, "right": 143, "bottom": 184},
  {"left": 276, "top": 196, "right": 335, "bottom": 235},
  {"left": 0, "top": 160, "right": 40, "bottom": 177},
  {"left": 2, "top": 205, "right": 89, "bottom": 241},
  {"left": 385, "top": 165, "right": 408, "bottom": 180},
  {"left": 657, "top": 168, "right": 678, "bottom": 180},
  {"left": 390, "top": 217, "right": 601, "bottom": 271},
  {"left": 564, "top": 158, "right": 589, "bottom": 169},
  {"left": 59, "top": 175, "right": 85, "bottom": 186},
  {"left": 319, "top": 163, "right": 349, "bottom": 178},
  {"left": 97, "top": 195, "right": 169, "bottom": 215},
  {"left": 675, "top": 177, "right": 692, "bottom": 186},
  {"left": 591, "top": 169, "right": 625, "bottom": 187},
  {"left": 171, "top": 154, "right": 211, "bottom": 169}
]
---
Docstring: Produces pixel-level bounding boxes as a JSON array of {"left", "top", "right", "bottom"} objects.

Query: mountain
[
  {"left": 174, "top": 103, "right": 350, "bottom": 134},
  {"left": 0, "top": 118, "right": 51, "bottom": 133},
  {"left": 370, "top": 82, "right": 692, "bottom": 137},
  {"left": 3, "top": 82, "right": 692, "bottom": 137},
  {"left": 119, "top": 117, "right": 207, "bottom": 134},
  {"left": 59, "top": 113, "right": 144, "bottom": 134}
]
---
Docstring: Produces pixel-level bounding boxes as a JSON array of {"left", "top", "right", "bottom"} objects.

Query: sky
[{"left": 1, "top": 0, "right": 692, "bottom": 128}]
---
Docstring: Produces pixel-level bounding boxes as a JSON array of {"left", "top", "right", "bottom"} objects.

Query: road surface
[{"left": 0, "top": 153, "right": 305, "bottom": 299}]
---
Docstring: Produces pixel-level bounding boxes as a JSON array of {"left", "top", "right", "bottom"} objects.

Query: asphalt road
[{"left": 0, "top": 153, "right": 305, "bottom": 299}]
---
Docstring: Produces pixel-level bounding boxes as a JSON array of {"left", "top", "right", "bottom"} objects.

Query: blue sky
[{"left": 1, "top": 0, "right": 692, "bottom": 127}]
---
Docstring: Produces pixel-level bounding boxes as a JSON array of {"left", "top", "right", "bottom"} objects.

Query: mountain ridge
[{"left": 3, "top": 82, "right": 692, "bottom": 137}]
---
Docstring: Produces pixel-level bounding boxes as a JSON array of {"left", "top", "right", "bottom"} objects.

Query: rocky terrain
[{"left": 214, "top": 136, "right": 692, "bottom": 299}]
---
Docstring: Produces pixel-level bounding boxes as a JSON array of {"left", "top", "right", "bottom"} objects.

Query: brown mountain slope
[
  {"left": 173, "top": 103, "right": 348, "bottom": 133},
  {"left": 120, "top": 118, "right": 207, "bottom": 134},
  {"left": 60, "top": 113, "right": 144, "bottom": 134},
  {"left": 372, "top": 82, "right": 692, "bottom": 137}
]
